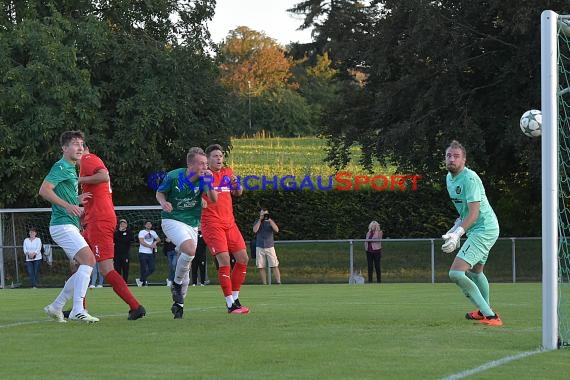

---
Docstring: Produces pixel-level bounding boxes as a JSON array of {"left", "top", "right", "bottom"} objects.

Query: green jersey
[
  {"left": 44, "top": 157, "right": 80, "bottom": 228},
  {"left": 159, "top": 168, "right": 203, "bottom": 227},
  {"left": 446, "top": 167, "right": 499, "bottom": 234}
]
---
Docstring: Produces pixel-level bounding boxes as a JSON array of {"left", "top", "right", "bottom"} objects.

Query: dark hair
[
  {"left": 29, "top": 227, "right": 37, "bottom": 232},
  {"left": 205, "top": 144, "right": 223, "bottom": 156},
  {"left": 60, "top": 130, "right": 84, "bottom": 147}
]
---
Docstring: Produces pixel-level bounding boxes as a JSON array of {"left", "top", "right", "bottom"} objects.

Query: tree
[
  {"left": 0, "top": 1, "right": 229, "bottom": 207},
  {"left": 217, "top": 26, "right": 294, "bottom": 95}
]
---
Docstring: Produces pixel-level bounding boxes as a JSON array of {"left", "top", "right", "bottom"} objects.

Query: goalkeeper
[{"left": 442, "top": 140, "right": 501, "bottom": 326}]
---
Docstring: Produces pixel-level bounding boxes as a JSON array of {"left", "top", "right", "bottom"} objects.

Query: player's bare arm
[
  {"left": 39, "top": 180, "right": 83, "bottom": 217},
  {"left": 156, "top": 191, "right": 173, "bottom": 213},
  {"left": 203, "top": 169, "right": 218, "bottom": 203},
  {"left": 78, "top": 169, "right": 110, "bottom": 184}
]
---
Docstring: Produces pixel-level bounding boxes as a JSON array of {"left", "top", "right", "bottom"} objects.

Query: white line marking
[{"left": 441, "top": 348, "right": 544, "bottom": 380}]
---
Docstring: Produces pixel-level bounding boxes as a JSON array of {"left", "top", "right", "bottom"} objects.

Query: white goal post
[{"left": 541, "top": 10, "right": 570, "bottom": 351}]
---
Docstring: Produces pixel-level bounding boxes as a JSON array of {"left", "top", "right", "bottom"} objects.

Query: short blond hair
[{"left": 187, "top": 147, "right": 206, "bottom": 165}]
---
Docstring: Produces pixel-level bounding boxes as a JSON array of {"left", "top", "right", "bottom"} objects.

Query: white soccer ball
[{"left": 520, "top": 109, "right": 542, "bottom": 138}]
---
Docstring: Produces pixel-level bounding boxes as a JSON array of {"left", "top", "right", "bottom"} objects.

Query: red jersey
[
  {"left": 80, "top": 153, "right": 115, "bottom": 224},
  {"left": 201, "top": 167, "right": 236, "bottom": 226}
]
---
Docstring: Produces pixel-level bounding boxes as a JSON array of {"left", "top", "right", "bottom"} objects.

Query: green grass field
[
  {"left": 227, "top": 137, "right": 393, "bottom": 177},
  {"left": 1, "top": 284, "right": 568, "bottom": 379}
]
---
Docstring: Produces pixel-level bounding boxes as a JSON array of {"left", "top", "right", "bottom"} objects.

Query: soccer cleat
[
  {"left": 465, "top": 309, "right": 484, "bottom": 320},
  {"left": 479, "top": 313, "right": 503, "bottom": 326},
  {"left": 228, "top": 303, "right": 248, "bottom": 314},
  {"left": 171, "top": 303, "right": 184, "bottom": 319},
  {"left": 69, "top": 311, "right": 100, "bottom": 323},
  {"left": 171, "top": 282, "right": 184, "bottom": 304},
  {"left": 234, "top": 298, "right": 250, "bottom": 313},
  {"left": 128, "top": 305, "right": 146, "bottom": 320},
  {"left": 44, "top": 304, "right": 67, "bottom": 323},
  {"left": 135, "top": 278, "right": 142, "bottom": 287}
]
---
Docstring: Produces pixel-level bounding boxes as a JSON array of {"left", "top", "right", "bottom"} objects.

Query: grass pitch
[{"left": 0, "top": 283, "right": 568, "bottom": 379}]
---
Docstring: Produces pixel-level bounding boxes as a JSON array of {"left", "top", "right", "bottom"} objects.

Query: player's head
[
  {"left": 60, "top": 130, "right": 85, "bottom": 163},
  {"left": 187, "top": 147, "right": 207, "bottom": 175},
  {"left": 445, "top": 140, "right": 466, "bottom": 175},
  {"left": 205, "top": 144, "right": 224, "bottom": 171},
  {"left": 144, "top": 221, "right": 152, "bottom": 230},
  {"left": 28, "top": 227, "right": 37, "bottom": 237}
]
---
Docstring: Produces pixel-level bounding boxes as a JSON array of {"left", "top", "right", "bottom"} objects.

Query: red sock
[
  {"left": 231, "top": 262, "right": 247, "bottom": 292},
  {"left": 105, "top": 270, "right": 140, "bottom": 310},
  {"left": 218, "top": 266, "right": 232, "bottom": 297}
]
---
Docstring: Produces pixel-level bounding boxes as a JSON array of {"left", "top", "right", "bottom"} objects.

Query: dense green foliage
[{"left": 0, "top": 1, "right": 230, "bottom": 207}]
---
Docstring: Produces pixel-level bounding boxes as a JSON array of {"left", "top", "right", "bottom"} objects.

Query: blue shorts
[{"left": 456, "top": 229, "right": 499, "bottom": 267}]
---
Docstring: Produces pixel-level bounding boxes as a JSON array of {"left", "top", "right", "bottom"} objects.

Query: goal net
[
  {"left": 0, "top": 206, "right": 171, "bottom": 288},
  {"left": 542, "top": 10, "right": 570, "bottom": 350}
]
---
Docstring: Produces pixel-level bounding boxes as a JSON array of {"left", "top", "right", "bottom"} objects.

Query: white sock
[
  {"left": 52, "top": 274, "right": 75, "bottom": 310},
  {"left": 174, "top": 253, "right": 194, "bottom": 284},
  {"left": 181, "top": 272, "right": 190, "bottom": 299},
  {"left": 232, "top": 290, "right": 239, "bottom": 301},
  {"left": 70, "top": 265, "right": 92, "bottom": 315},
  {"left": 225, "top": 295, "right": 234, "bottom": 308}
]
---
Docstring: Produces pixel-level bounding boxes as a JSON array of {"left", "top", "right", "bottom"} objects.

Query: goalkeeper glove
[{"left": 441, "top": 219, "right": 464, "bottom": 253}]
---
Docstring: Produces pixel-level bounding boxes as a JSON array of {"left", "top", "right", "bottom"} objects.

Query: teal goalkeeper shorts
[{"left": 456, "top": 229, "right": 500, "bottom": 267}]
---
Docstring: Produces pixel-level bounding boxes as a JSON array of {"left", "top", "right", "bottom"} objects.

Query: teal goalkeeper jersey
[
  {"left": 446, "top": 167, "right": 499, "bottom": 234},
  {"left": 44, "top": 157, "right": 80, "bottom": 228},
  {"left": 158, "top": 168, "right": 203, "bottom": 227}
]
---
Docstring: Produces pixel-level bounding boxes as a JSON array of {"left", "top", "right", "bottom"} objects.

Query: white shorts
[
  {"left": 49, "top": 225, "right": 89, "bottom": 260},
  {"left": 256, "top": 247, "right": 279, "bottom": 268},
  {"left": 161, "top": 219, "right": 198, "bottom": 250}
]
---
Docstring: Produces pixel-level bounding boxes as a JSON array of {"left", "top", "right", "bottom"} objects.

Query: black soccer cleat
[
  {"left": 171, "top": 282, "right": 184, "bottom": 304},
  {"left": 171, "top": 303, "right": 184, "bottom": 319},
  {"left": 128, "top": 305, "right": 146, "bottom": 320}
]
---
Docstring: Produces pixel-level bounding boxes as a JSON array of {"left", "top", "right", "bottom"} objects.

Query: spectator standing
[
  {"left": 113, "top": 219, "right": 133, "bottom": 283},
  {"left": 137, "top": 221, "right": 160, "bottom": 286},
  {"left": 364, "top": 221, "right": 383, "bottom": 283},
  {"left": 252, "top": 208, "right": 281, "bottom": 285},
  {"left": 23, "top": 227, "right": 42, "bottom": 288}
]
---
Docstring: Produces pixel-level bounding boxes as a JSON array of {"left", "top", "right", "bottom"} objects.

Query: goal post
[
  {"left": 541, "top": 10, "right": 570, "bottom": 350},
  {"left": 541, "top": 9, "right": 559, "bottom": 351}
]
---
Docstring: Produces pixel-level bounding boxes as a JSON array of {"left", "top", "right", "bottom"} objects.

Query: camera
[{"left": 263, "top": 213, "right": 270, "bottom": 220}]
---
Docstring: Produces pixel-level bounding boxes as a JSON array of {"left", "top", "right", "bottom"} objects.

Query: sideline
[{"left": 441, "top": 348, "right": 544, "bottom": 380}]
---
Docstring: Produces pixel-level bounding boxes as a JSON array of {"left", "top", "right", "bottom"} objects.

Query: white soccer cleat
[
  {"left": 44, "top": 304, "right": 67, "bottom": 323},
  {"left": 69, "top": 311, "right": 100, "bottom": 323}
]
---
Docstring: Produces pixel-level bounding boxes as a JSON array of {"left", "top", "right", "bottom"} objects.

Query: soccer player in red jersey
[
  {"left": 79, "top": 145, "right": 146, "bottom": 320},
  {"left": 201, "top": 144, "right": 249, "bottom": 314}
]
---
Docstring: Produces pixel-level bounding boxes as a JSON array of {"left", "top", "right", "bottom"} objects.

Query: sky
[{"left": 208, "top": 0, "right": 313, "bottom": 46}]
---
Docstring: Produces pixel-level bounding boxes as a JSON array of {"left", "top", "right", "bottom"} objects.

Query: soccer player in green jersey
[
  {"left": 156, "top": 147, "right": 217, "bottom": 318},
  {"left": 39, "top": 130, "right": 99, "bottom": 323},
  {"left": 442, "top": 140, "right": 502, "bottom": 326}
]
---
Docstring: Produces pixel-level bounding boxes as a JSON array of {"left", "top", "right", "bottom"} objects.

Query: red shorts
[
  {"left": 83, "top": 222, "right": 115, "bottom": 262},
  {"left": 201, "top": 222, "right": 246, "bottom": 256}
]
